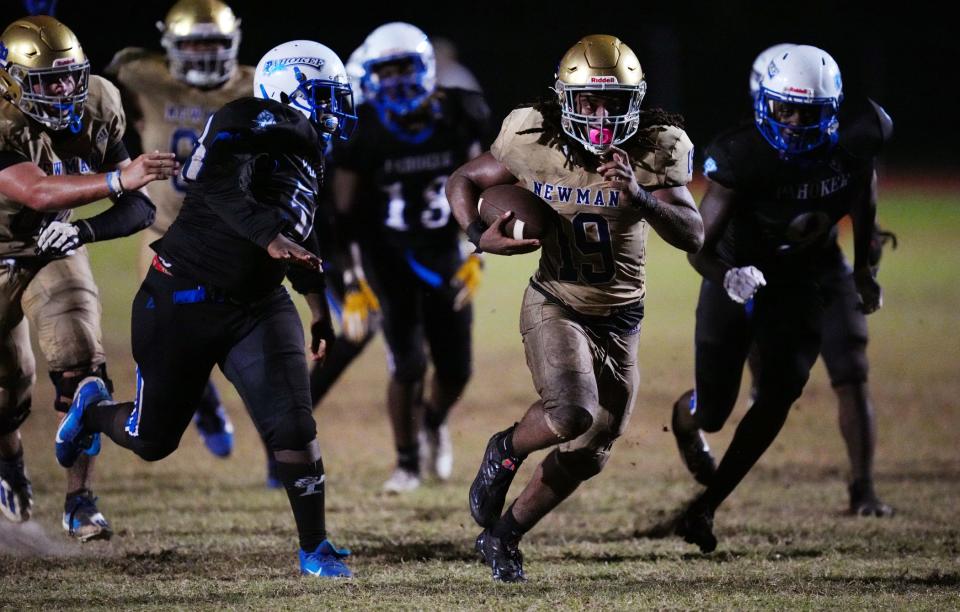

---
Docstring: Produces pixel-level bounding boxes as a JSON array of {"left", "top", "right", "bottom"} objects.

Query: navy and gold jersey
[
  {"left": 158, "top": 97, "right": 325, "bottom": 300},
  {"left": 704, "top": 97, "right": 888, "bottom": 275},
  {"left": 333, "top": 87, "right": 490, "bottom": 249}
]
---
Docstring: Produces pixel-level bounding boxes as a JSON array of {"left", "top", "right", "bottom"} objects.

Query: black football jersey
[
  {"left": 704, "top": 97, "right": 888, "bottom": 276},
  {"left": 158, "top": 97, "right": 326, "bottom": 300},
  {"left": 333, "top": 87, "right": 491, "bottom": 249}
]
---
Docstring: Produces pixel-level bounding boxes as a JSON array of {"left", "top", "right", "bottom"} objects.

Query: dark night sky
[{"left": 7, "top": 0, "right": 955, "bottom": 169}]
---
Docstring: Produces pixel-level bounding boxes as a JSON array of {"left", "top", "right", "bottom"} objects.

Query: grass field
[{"left": 1, "top": 183, "right": 959, "bottom": 609}]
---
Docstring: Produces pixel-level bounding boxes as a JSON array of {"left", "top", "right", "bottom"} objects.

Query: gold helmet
[
  {"left": 157, "top": 0, "right": 241, "bottom": 87},
  {"left": 0, "top": 16, "right": 90, "bottom": 132},
  {"left": 555, "top": 35, "right": 646, "bottom": 154}
]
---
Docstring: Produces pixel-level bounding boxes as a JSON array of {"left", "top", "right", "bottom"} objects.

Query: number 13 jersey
[
  {"left": 491, "top": 106, "right": 694, "bottom": 316},
  {"left": 333, "top": 87, "right": 491, "bottom": 250}
]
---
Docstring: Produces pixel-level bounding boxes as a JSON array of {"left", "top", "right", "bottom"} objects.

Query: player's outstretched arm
[
  {"left": 687, "top": 180, "right": 737, "bottom": 284},
  {"left": 0, "top": 152, "right": 177, "bottom": 212},
  {"left": 851, "top": 170, "right": 882, "bottom": 313},
  {"left": 447, "top": 152, "right": 539, "bottom": 255}
]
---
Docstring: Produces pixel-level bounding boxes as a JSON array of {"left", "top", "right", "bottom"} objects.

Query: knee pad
[
  {"left": 541, "top": 447, "right": 609, "bottom": 488},
  {"left": 49, "top": 363, "right": 113, "bottom": 413},
  {"left": 265, "top": 409, "right": 317, "bottom": 452},
  {"left": 388, "top": 348, "right": 428, "bottom": 384},
  {"left": 543, "top": 402, "right": 594, "bottom": 441}
]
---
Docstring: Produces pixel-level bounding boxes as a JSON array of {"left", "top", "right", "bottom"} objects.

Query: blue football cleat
[
  {"left": 194, "top": 404, "right": 234, "bottom": 458},
  {"left": 266, "top": 455, "right": 283, "bottom": 489},
  {"left": 299, "top": 540, "right": 352, "bottom": 577},
  {"left": 63, "top": 489, "right": 112, "bottom": 542},
  {"left": 55, "top": 377, "right": 111, "bottom": 468},
  {"left": 0, "top": 454, "right": 33, "bottom": 523}
]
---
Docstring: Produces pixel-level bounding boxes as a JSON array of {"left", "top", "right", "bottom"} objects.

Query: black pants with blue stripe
[
  {"left": 118, "top": 267, "right": 317, "bottom": 461},
  {"left": 364, "top": 241, "right": 472, "bottom": 387}
]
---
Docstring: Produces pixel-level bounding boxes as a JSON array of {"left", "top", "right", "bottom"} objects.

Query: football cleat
[
  {"left": 266, "top": 455, "right": 283, "bottom": 490},
  {"left": 849, "top": 479, "right": 894, "bottom": 517},
  {"left": 419, "top": 422, "right": 453, "bottom": 481},
  {"left": 671, "top": 398, "right": 716, "bottom": 486},
  {"left": 62, "top": 489, "right": 112, "bottom": 542},
  {"left": 382, "top": 467, "right": 421, "bottom": 493},
  {"left": 675, "top": 499, "right": 717, "bottom": 553},
  {"left": 55, "top": 377, "right": 111, "bottom": 468},
  {"left": 194, "top": 404, "right": 234, "bottom": 458},
  {"left": 0, "top": 455, "right": 33, "bottom": 523},
  {"left": 475, "top": 529, "right": 526, "bottom": 583},
  {"left": 469, "top": 426, "right": 523, "bottom": 528},
  {"left": 299, "top": 539, "right": 352, "bottom": 577}
]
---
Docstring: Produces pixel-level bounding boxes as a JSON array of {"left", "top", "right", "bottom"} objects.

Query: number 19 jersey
[{"left": 491, "top": 106, "right": 694, "bottom": 316}]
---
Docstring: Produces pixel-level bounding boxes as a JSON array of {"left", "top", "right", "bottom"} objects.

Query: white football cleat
[
  {"left": 382, "top": 467, "right": 421, "bottom": 493},
  {"left": 420, "top": 423, "right": 454, "bottom": 481}
]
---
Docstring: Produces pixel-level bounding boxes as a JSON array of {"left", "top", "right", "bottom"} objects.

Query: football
[{"left": 477, "top": 184, "right": 554, "bottom": 240}]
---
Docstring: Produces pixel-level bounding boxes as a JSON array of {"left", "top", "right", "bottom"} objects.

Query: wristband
[
  {"left": 466, "top": 219, "right": 487, "bottom": 252},
  {"left": 106, "top": 170, "right": 124, "bottom": 196}
]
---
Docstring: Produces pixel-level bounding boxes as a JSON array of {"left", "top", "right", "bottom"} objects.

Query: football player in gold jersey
[
  {"left": 105, "top": 0, "right": 254, "bottom": 463},
  {"left": 0, "top": 16, "right": 177, "bottom": 539},
  {"left": 447, "top": 35, "right": 703, "bottom": 581}
]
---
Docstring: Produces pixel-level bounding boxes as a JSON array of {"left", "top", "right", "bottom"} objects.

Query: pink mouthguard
[{"left": 589, "top": 127, "right": 613, "bottom": 145}]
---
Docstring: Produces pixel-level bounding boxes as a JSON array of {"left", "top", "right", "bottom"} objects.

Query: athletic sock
[
  {"left": 491, "top": 503, "right": 528, "bottom": 542},
  {"left": 84, "top": 401, "right": 135, "bottom": 446},
  {"left": 397, "top": 444, "right": 419, "bottom": 473},
  {"left": 274, "top": 457, "right": 327, "bottom": 551}
]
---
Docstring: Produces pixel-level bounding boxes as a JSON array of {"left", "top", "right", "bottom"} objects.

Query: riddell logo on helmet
[
  {"left": 590, "top": 76, "right": 618, "bottom": 84},
  {"left": 52, "top": 58, "right": 77, "bottom": 67},
  {"left": 785, "top": 86, "right": 813, "bottom": 95}
]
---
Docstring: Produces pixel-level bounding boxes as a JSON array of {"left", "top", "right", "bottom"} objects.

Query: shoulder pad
[
  {"left": 105, "top": 47, "right": 162, "bottom": 83},
  {"left": 86, "top": 75, "right": 124, "bottom": 122},
  {"left": 869, "top": 98, "right": 894, "bottom": 143},
  {"left": 630, "top": 124, "right": 694, "bottom": 187},
  {"left": 450, "top": 88, "right": 491, "bottom": 126},
  {"left": 209, "top": 97, "right": 320, "bottom": 157},
  {"left": 839, "top": 97, "right": 890, "bottom": 159}
]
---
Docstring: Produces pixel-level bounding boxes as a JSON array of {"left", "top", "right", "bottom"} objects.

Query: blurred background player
[
  {"left": 448, "top": 35, "right": 703, "bottom": 581},
  {"left": 306, "top": 34, "right": 485, "bottom": 438},
  {"left": 105, "top": 0, "right": 254, "bottom": 461},
  {"left": 53, "top": 39, "right": 355, "bottom": 577},
  {"left": 331, "top": 22, "right": 490, "bottom": 493},
  {"left": 742, "top": 43, "right": 894, "bottom": 516},
  {"left": 0, "top": 16, "right": 176, "bottom": 540},
  {"left": 670, "top": 45, "right": 888, "bottom": 553}
]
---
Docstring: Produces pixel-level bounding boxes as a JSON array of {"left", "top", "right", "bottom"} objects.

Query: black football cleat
[
  {"left": 675, "top": 500, "right": 717, "bottom": 553},
  {"left": 469, "top": 426, "right": 523, "bottom": 528},
  {"left": 672, "top": 398, "right": 717, "bottom": 486},
  {"left": 849, "top": 479, "right": 894, "bottom": 517},
  {"left": 476, "top": 529, "right": 526, "bottom": 583}
]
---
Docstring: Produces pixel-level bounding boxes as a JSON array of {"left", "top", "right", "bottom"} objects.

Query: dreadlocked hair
[{"left": 515, "top": 97, "right": 686, "bottom": 171}]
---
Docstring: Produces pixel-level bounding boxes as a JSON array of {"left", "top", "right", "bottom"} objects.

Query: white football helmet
[
  {"left": 254, "top": 40, "right": 356, "bottom": 140},
  {"left": 754, "top": 44, "right": 843, "bottom": 156},
  {"left": 359, "top": 22, "right": 436, "bottom": 116},
  {"left": 749, "top": 43, "right": 794, "bottom": 98},
  {"left": 345, "top": 44, "right": 367, "bottom": 105}
]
